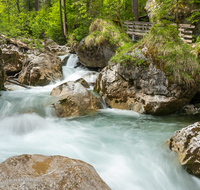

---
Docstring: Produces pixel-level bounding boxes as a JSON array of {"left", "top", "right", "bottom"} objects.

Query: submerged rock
[
  {"left": 0, "top": 154, "right": 111, "bottom": 190},
  {"left": 18, "top": 53, "right": 63, "bottom": 86},
  {"left": 51, "top": 79, "right": 102, "bottom": 117},
  {"left": 166, "top": 122, "right": 200, "bottom": 179},
  {"left": 94, "top": 46, "right": 197, "bottom": 115}
]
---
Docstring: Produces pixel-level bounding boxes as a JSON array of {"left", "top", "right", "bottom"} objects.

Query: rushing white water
[{"left": 1, "top": 54, "right": 200, "bottom": 189}]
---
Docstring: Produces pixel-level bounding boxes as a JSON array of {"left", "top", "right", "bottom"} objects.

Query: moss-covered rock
[
  {"left": 76, "top": 18, "right": 132, "bottom": 68},
  {"left": 94, "top": 44, "right": 197, "bottom": 115}
]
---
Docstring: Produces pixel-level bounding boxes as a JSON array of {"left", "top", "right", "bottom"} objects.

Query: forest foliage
[{"left": 0, "top": 0, "right": 147, "bottom": 44}]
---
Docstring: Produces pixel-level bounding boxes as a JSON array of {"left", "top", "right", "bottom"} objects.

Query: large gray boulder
[
  {"left": 51, "top": 79, "right": 102, "bottom": 117},
  {"left": 94, "top": 46, "right": 197, "bottom": 115},
  {"left": 0, "top": 154, "right": 111, "bottom": 190},
  {"left": 76, "top": 38, "right": 115, "bottom": 68},
  {"left": 166, "top": 122, "right": 200, "bottom": 178}
]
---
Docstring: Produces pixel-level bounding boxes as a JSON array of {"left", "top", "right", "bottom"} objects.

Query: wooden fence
[{"left": 122, "top": 21, "right": 195, "bottom": 44}]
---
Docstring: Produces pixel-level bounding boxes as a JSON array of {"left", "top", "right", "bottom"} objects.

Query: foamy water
[{"left": 0, "top": 54, "right": 200, "bottom": 189}]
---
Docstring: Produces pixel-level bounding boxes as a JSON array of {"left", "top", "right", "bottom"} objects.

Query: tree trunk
[
  {"left": 131, "top": 0, "right": 133, "bottom": 14},
  {"left": 59, "top": 0, "right": 65, "bottom": 39},
  {"left": 117, "top": 0, "right": 120, "bottom": 19},
  {"left": 133, "top": 0, "right": 138, "bottom": 21},
  {"left": 34, "top": 0, "right": 39, "bottom": 11},
  {"left": 16, "top": 0, "right": 20, "bottom": 13},
  {"left": 176, "top": 0, "right": 179, "bottom": 23},
  {"left": 62, "top": 0, "right": 67, "bottom": 36}
]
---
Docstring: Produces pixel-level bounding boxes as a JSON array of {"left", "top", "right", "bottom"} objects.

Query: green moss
[{"left": 85, "top": 18, "right": 132, "bottom": 50}]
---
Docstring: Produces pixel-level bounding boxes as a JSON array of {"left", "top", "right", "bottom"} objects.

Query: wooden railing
[
  {"left": 122, "top": 21, "right": 195, "bottom": 44},
  {"left": 178, "top": 24, "right": 195, "bottom": 44}
]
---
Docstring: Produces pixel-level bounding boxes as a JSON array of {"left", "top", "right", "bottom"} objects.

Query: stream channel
[{"left": 0, "top": 54, "right": 200, "bottom": 190}]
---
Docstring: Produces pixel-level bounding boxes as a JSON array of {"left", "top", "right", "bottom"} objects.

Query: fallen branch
[
  {"left": 6, "top": 38, "right": 29, "bottom": 52},
  {"left": 6, "top": 79, "right": 31, "bottom": 89}
]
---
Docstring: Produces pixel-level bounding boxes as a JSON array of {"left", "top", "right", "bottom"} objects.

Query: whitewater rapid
[{"left": 0, "top": 54, "right": 200, "bottom": 190}]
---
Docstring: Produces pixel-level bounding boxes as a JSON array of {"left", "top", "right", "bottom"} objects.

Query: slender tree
[
  {"left": 59, "top": 0, "right": 65, "bottom": 39},
  {"left": 133, "top": 0, "right": 138, "bottom": 21},
  {"left": 62, "top": 0, "right": 67, "bottom": 36},
  {"left": 117, "top": 0, "right": 120, "bottom": 19},
  {"left": 34, "top": 0, "right": 39, "bottom": 11},
  {"left": 16, "top": 0, "right": 20, "bottom": 13}
]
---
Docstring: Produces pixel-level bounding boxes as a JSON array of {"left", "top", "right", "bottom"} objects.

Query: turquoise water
[{"left": 0, "top": 55, "right": 200, "bottom": 189}]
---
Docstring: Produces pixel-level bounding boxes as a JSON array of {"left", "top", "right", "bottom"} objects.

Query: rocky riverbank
[{"left": 0, "top": 35, "right": 70, "bottom": 86}]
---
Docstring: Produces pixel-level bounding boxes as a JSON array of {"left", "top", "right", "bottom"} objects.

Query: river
[{"left": 0, "top": 54, "right": 200, "bottom": 190}]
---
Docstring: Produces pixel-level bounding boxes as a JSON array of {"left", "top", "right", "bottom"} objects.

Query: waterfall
[
  {"left": 100, "top": 96, "right": 108, "bottom": 109},
  {"left": 66, "top": 54, "right": 79, "bottom": 68}
]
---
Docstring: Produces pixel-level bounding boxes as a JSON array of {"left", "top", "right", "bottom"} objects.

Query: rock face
[
  {"left": 0, "top": 154, "right": 111, "bottom": 190},
  {"left": 94, "top": 47, "right": 197, "bottom": 115},
  {"left": 2, "top": 49, "right": 24, "bottom": 75},
  {"left": 76, "top": 38, "right": 115, "bottom": 68},
  {"left": 51, "top": 79, "right": 102, "bottom": 117},
  {"left": 18, "top": 53, "right": 63, "bottom": 86},
  {"left": 0, "top": 49, "right": 6, "bottom": 91},
  {"left": 166, "top": 122, "right": 200, "bottom": 178}
]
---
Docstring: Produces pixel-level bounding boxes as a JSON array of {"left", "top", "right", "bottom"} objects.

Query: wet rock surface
[
  {"left": 166, "top": 122, "right": 200, "bottom": 178},
  {"left": 51, "top": 79, "right": 102, "bottom": 117},
  {"left": 0, "top": 154, "right": 111, "bottom": 190}
]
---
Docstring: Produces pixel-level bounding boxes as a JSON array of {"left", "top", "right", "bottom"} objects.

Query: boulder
[
  {"left": 18, "top": 53, "right": 63, "bottom": 86},
  {"left": 166, "top": 122, "right": 200, "bottom": 178},
  {"left": 2, "top": 49, "right": 24, "bottom": 75},
  {"left": 94, "top": 47, "right": 197, "bottom": 115},
  {"left": 76, "top": 19, "right": 131, "bottom": 68},
  {"left": 76, "top": 38, "right": 115, "bottom": 68},
  {"left": 0, "top": 154, "right": 111, "bottom": 190},
  {"left": 51, "top": 79, "right": 102, "bottom": 117}
]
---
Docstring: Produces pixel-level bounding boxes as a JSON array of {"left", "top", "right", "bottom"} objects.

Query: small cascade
[
  {"left": 100, "top": 96, "right": 108, "bottom": 109},
  {"left": 66, "top": 54, "right": 79, "bottom": 68}
]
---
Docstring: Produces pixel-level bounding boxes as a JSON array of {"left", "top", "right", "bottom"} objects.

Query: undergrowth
[
  {"left": 144, "top": 21, "right": 200, "bottom": 87},
  {"left": 111, "top": 21, "right": 200, "bottom": 87}
]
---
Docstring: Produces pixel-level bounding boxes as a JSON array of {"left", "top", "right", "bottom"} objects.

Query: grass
[{"left": 144, "top": 22, "right": 200, "bottom": 87}]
